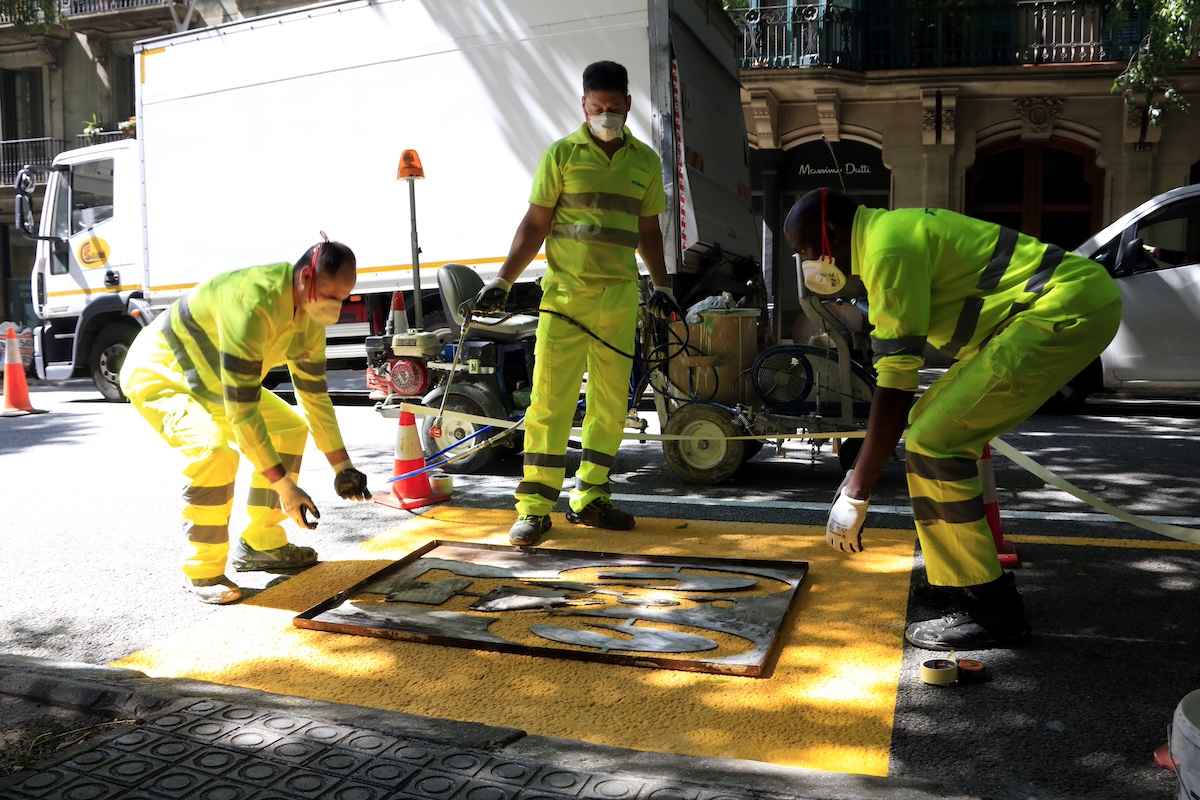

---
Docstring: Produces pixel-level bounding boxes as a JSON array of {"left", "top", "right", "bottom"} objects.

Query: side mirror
[
  {"left": 14, "top": 193, "right": 37, "bottom": 239},
  {"left": 1115, "top": 236, "right": 1146, "bottom": 277}
]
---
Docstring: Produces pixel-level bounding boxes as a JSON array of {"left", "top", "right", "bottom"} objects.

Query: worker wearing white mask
[
  {"left": 785, "top": 188, "right": 1121, "bottom": 650},
  {"left": 120, "top": 239, "right": 372, "bottom": 604},
  {"left": 472, "top": 60, "right": 679, "bottom": 547}
]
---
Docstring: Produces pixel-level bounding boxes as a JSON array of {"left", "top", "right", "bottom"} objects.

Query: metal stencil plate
[{"left": 294, "top": 542, "right": 807, "bottom": 676}]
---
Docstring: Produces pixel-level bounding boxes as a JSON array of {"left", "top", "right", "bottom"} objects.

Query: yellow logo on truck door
[{"left": 78, "top": 238, "right": 110, "bottom": 268}]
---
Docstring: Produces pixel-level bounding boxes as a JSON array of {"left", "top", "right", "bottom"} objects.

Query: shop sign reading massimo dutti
[{"left": 782, "top": 140, "right": 889, "bottom": 197}]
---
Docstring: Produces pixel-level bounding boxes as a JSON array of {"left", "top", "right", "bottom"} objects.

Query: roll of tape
[
  {"left": 956, "top": 659, "right": 987, "bottom": 683},
  {"left": 920, "top": 658, "right": 959, "bottom": 686},
  {"left": 429, "top": 472, "right": 453, "bottom": 495}
]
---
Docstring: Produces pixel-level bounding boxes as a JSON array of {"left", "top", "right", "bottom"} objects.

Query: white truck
[{"left": 14, "top": 0, "right": 759, "bottom": 401}]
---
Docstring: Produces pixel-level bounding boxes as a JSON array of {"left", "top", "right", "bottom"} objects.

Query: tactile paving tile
[{"left": 0, "top": 697, "right": 755, "bottom": 800}]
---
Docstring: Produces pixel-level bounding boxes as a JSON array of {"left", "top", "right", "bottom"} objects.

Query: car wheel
[{"left": 1038, "top": 360, "right": 1101, "bottom": 415}]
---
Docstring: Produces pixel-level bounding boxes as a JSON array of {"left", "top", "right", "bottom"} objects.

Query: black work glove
[
  {"left": 332, "top": 461, "right": 372, "bottom": 501},
  {"left": 472, "top": 277, "right": 513, "bottom": 315},
  {"left": 647, "top": 285, "right": 682, "bottom": 320}
]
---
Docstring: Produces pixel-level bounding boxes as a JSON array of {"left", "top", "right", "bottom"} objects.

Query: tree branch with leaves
[{"left": 1112, "top": 0, "right": 1199, "bottom": 127}]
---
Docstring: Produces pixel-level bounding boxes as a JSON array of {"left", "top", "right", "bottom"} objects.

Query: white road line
[{"left": 446, "top": 484, "right": 1200, "bottom": 527}]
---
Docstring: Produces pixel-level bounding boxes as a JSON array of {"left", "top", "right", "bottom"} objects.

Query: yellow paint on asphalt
[
  {"left": 111, "top": 509, "right": 916, "bottom": 776},
  {"left": 1005, "top": 533, "right": 1200, "bottom": 550}
]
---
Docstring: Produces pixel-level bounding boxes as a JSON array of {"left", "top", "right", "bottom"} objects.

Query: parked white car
[{"left": 1047, "top": 183, "right": 1200, "bottom": 410}]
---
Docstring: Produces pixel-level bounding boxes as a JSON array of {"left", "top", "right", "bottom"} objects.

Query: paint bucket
[
  {"left": 428, "top": 471, "right": 453, "bottom": 495},
  {"left": 1169, "top": 688, "right": 1200, "bottom": 800}
]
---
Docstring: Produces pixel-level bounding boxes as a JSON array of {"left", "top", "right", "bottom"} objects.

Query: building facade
[
  {"left": 0, "top": 0, "right": 299, "bottom": 325},
  {"left": 733, "top": 1, "right": 1200, "bottom": 341}
]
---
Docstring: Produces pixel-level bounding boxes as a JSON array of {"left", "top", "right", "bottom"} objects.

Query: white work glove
[
  {"left": 271, "top": 475, "right": 320, "bottom": 530},
  {"left": 827, "top": 469, "right": 869, "bottom": 553},
  {"left": 469, "top": 276, "right": 513, "bottom": 315},
  {"left": 647, "top": 285, "right": 682, "bottom": 320},
  {"left": 332, "top": 460, "right": 371, "bottom": 502}
]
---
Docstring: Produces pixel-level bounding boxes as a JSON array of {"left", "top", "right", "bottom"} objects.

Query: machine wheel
[
  {"left": 838, "top": 437, "right": 863, "bottom": 471},
  {"left": 419, "top": 395, "right": 496, "bottom": 474},
  {"left": 662, "top": 403, "right": 744, "bottom": 485},
  {"left": 90, "top": 324, "right": 138, "bottom": 402}
]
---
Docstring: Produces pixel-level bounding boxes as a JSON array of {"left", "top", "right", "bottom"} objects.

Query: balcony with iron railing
[
  {"left": 0, "top": 131, "right": 129, "bottom": 187},
  {"left": 728, "top": 1, "right": 1152, "bottom": 71}
]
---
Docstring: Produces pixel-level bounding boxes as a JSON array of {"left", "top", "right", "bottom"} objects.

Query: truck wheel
[
  {"left": 90, "top": 324, "right": 138, "bottom": 402},
  {"left": 662, "top": 403, "right": 744, "bottom": 485},
  {"left": 419, "top": 395, "right": 496, "bottom": 474}
]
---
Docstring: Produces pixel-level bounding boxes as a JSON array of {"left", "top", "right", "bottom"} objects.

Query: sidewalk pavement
[{"left": 0, "top": 654, "right": 975, "bottom": 800}]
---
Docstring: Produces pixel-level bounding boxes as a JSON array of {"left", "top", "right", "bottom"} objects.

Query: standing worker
[
  {"left": 471, "top": 60, "right": 680, "bottom": 547},
  {"left": 784, "top": 188, "right": 1121, "bottom": 650},
  {"left": 119, "top": 239, "right": 372, "bottom": 604}
]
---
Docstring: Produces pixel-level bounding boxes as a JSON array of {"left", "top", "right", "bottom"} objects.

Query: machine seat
[{"left": 438, "top": 263, "right": 539, "bottom": 342}]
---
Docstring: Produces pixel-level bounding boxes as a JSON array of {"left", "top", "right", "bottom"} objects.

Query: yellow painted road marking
[{"left": 111, "top": 510, "right": 915, "bottom": 776}]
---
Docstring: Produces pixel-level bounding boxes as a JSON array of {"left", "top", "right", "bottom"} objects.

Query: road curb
[{"left": 0, "top": 654, "right": 978, "bottom": 800}]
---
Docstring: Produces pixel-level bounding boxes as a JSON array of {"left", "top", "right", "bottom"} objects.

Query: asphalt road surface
[{"left": 2, "top": 377, "right": 1199, "bottom": 799}]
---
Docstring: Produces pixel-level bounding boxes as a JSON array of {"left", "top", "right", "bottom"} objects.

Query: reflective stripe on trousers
[
  {"left": 515, "top": 280, "right": 637, "bottom": 517},
  {"left": 904, "top": 299, "right": 1121, "bottom": 586}
]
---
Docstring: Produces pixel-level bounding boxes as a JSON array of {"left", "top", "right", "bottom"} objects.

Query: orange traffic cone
[
  {"left": 2, "top": 327, "right": 47, "bottom": 417},
  {"left": 979, "top": 444, "right": 1019, "bottom": 568},
  {"left": 374, "top": 409, "right": 451, "bottom": 510}
]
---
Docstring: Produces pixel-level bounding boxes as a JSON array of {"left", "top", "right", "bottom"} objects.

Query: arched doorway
[{"left": 964, "top": 137, "right": 1102, "bottom": 249}]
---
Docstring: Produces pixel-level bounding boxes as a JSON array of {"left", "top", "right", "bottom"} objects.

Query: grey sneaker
[
  {"left": 232, "top": 541, "right": 318, "bottom": 572},
  {"left": 185, "top": 575, "right": 242, "bottom": 605},
  {"left": 509, "top": 515, "right": 551, "bottom": 546},
  {"left": 566, "top": 497, "right": 635, "bottom": 530}
]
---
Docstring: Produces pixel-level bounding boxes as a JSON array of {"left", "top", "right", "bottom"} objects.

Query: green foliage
[
  {"left": 1112, "top": 0, "right": 1199, "bottom": 126},
  {"left": 0, "top": 0, "right": 62, "bottom": 32}
]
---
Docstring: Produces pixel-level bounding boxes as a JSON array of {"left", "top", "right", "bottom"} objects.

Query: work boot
[
  {"left": 185, "top": 575, "right": 242, "bottom": 605},
  {"left": 905, "top": 571, "right": 1030, "bottom": 651},
  {"left": 509, "top": 515, "right": 551, "bottom": 547},
  {"left": 909, "top": 580, "right": 968, "bottom": 610},
  {"left": 566, "top": 497, "right": 635, "bottom": 530},
  {"left": 231, "top": 541, "right": 318, "bottom": 572}
]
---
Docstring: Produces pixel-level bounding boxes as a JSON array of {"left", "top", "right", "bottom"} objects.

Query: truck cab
[{"left": 15, "top": 139, "right": 149, "bottom": 401}]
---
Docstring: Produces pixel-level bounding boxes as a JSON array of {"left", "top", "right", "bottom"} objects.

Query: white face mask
[
  {"left": 797, "top": 254, "right": 849, "bottom": 296},
  {"left": 587, "top": 112, "right": 624, "bottom": 142},
  {"left": 308, "top": 299, "right": 342, "bottom": 326}
]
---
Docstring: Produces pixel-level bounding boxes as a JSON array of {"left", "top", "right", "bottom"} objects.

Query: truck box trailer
[{"left": 14, "top": 0, "right": 759, "bottom": 400}]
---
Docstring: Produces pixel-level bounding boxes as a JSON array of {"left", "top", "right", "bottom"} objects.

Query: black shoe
[
  {"left": 184, "top": 575, "right": 242, "bottom": 605},
  {"left": 566, "top": 497, "right": 635, "bottom": 530},
  {"left": 232, "top": 541, "right": 318, "bottom": 572},
  {"left": 509, "top": 515, "right": 551, "bottom": 546},
  {"left": 910, "top": 581, "right": 967, "bottom": 610},
  {"left": 905, "top": 572, "right": 1030, "bottom": 651}
]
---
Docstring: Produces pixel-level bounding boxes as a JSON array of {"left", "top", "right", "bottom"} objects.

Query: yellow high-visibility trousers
[
  {"left": 904, "top": 299, "right": 1122, "bottom": 586},
  {"left": 515, "top": 280, "right": 637, "bottom": 518},
  {"left": 125, "top": 375, "right": 308, "bottom": 579}
]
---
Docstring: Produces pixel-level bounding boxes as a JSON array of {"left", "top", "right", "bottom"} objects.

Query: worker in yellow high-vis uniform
[
  {"left": 119, "top": 240, "right": 372, "bottom": 604},
  {"left": 785, "top": 188, "right": 1121, "bottom": 651},
  {"left": 470, "top": 61, "right": 680, "bottom": 547}
]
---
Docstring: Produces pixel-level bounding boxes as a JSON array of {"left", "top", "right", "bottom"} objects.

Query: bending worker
[
  {"left": 471, "top": 60, "right": 680, "bottom": 547},
  {"left": 784, "top": 188, "right": 1121, "bottom": 651},
  {"left": 119, "top": 240, "right": 372, "bottom": 604}
]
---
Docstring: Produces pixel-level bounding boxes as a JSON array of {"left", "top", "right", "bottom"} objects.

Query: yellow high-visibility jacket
[
  {"left": 122, "top": 261, "right": 344, "bottom": 474},
  {"left": 529, "top": 123, "right": 667, "bottom": 289},
  {"left": 853, "top": 207, "right": 1120, "bottom": 391}
]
